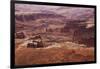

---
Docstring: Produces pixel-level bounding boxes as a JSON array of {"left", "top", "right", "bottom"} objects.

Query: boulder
[{"left": 16, "top": 32, "right": 25, "bottom": 39}]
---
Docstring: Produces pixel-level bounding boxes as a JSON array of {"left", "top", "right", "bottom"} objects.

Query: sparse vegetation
[
  {"left": 15, "top": 42, "right": 94, "bottom": 65},
  {"left": 15, "top": 4, "right": 95, "bottom": 66}
]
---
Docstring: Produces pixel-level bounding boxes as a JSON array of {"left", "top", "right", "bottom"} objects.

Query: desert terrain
[{"left": 15, "top": 4, "right": 95, "bottom": 66}]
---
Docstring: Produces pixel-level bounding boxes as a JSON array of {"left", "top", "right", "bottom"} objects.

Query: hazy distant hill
[{"left": 15, "top": 4, "right": 94, "bottom": 20}]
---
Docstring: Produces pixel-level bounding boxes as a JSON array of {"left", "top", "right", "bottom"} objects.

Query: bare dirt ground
[
  {"left": 15, "top": 41, "right": 94, "bottom": 66},
  {"left": 15, "top": 5, "right": 95, "bottom": 66}
]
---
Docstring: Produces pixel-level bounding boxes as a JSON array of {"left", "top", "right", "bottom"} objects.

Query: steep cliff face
[
  {"left": 62, "top": 20, "right": 94, "bottom": 47},
  {"left": 15, "top": 4, "right": 95, "bottom": 66},
  {"left": 15, "top": 13, "right": 66, "bottom": 33},
  {"left": 15, "top": 4, "right": 94, "bottom": 21},
  {"left": 15, "top": 13, "right": 66, "bottom": 22},
  {"left": 15, "top": 4, "right": 95, "bottom": 47}
]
